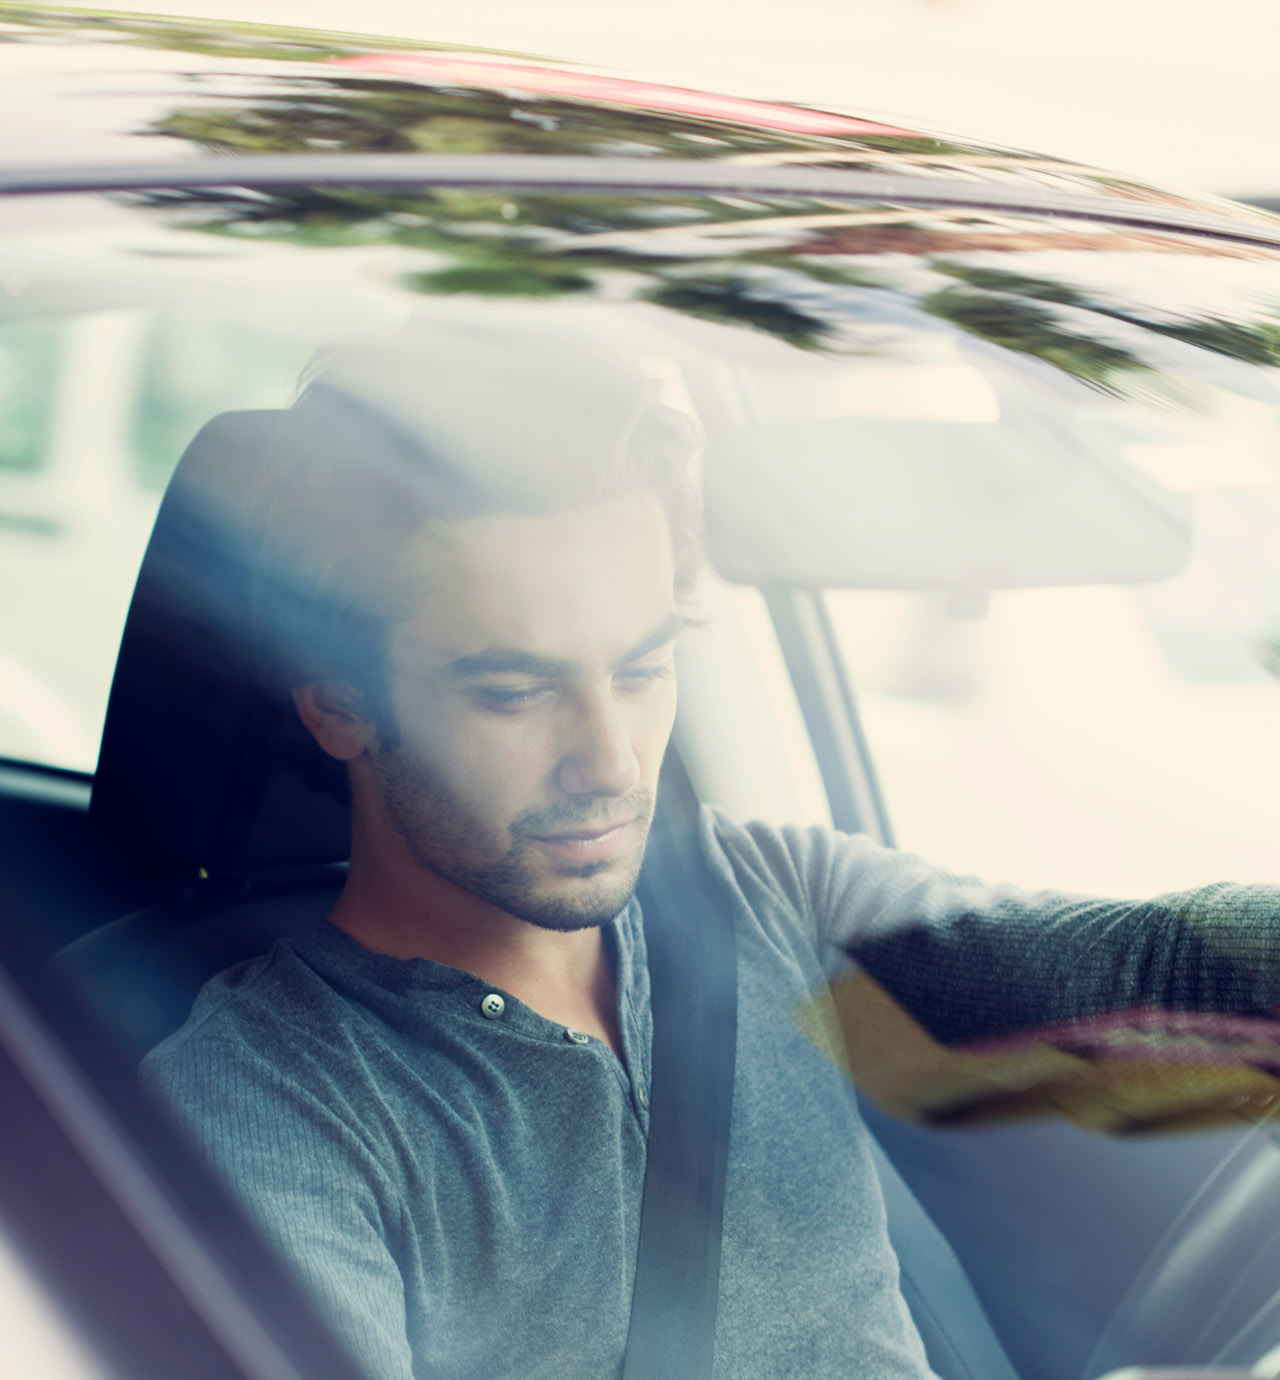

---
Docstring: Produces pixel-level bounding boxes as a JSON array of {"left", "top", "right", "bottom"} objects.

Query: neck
[{"left": 327, "top": 793, "right": 621, "bottom": 1053}]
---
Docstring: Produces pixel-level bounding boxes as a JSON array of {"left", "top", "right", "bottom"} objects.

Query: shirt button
[
  {"left": 480, "top": 993, "right": 506, "bottom": 1019},
  {"left": 564, "top": 1028, "right": 590, "bottom": 1044},
  {"left": 637, "top": 1087, "right": 650, "bottom": 1109}
]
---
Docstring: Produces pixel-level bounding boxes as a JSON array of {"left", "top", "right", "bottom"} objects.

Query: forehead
[{"left": 393, "top": 493, "right": 678, "bottom": 665}]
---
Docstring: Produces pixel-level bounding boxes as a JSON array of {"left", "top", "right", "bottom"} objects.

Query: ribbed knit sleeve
[
  {"left": 141, "top": 1033, "right": 414, "bottom": 1380},
  {"left": 704, "top": 809, "right": 1280, "bottom": 1046}
]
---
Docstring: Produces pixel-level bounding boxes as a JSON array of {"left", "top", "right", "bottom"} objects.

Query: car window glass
[
  {"left": 4, "top": 180, "right": 1280, "bottom": 826},
  {"left": 675, "top": 575, "right": 831, "bottom": 828},
  {"left": 7, "top": 171, "right": 1280, "bottom": 1380},
  {"left": 0, "top": 305, "right": 324, "bottom": 771},
  {"left": 828, "top": 569, "right": 1280, "bottom": 896},
  {"left": 820, "top": 247, "right": 1280, "bottom": 895},
  {"left": 0, "top": 318, "right": 60, "bottom": 475}
]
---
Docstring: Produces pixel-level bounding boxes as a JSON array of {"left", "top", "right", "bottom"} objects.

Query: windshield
[
  {"left": 6, "top": 178, "right": 1280, "bottom": 1380},
  {"left": 5, "top": 184, "right": 1280, "bottom": 775}
]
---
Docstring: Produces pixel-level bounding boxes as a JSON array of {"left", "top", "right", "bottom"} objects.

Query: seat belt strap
[{"left": 623, "top": 765, "right": 738, "bottom": 1380}]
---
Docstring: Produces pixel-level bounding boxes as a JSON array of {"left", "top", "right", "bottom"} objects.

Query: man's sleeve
[
  {"left": 710, "top": 810, "right": 1280, "bottom": 1047},
  {"left": 140, "top": 1034, "right": 415, "bottom": 1380}
]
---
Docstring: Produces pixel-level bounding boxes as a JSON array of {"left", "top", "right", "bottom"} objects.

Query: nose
[{"left": 556, "top": 689, "right": 641, "bottom": 799}]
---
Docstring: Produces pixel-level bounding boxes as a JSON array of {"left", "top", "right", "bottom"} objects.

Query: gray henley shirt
[{"left": 141, "top": 809, "right": 1280, "bottom": 1380}]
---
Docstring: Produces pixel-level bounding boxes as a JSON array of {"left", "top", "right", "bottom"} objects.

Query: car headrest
[{"left": 89, "top": 410, "right": 351, "bottom": 877}]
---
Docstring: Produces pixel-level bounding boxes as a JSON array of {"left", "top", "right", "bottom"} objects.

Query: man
[{"left": 142, "top": 321, "right": 1280, "bottom": 1380}]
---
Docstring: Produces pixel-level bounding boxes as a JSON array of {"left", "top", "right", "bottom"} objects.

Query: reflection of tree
[
  {"left": 937, "top": 263, "right": 1280, "bottom": 369},
  {"left": 922, "top": 285, "right": 1152, "bottom": 394},
  {"left": 149, "top": 81, "right": 888, "bottom": 164},
  {"left": 123, "top": 164, "right": 1280, "bottom": 402},
  {"left": 644, "top": 276, "right": 832, "bottom": 349},
  {"left": 407, "top": 262, "right": 593, "bottom": 298},
  {"left": 10, "top": 0, "right": 1279, "bottom": 404},
  {"left": 0, "top": 8, "right": 1061, "bottom": 171},
  {"left": 135, "top": 180, "right": 1280, "bottom": 398},
  {"left": 137, "top": 48, "right": 1059, "bottom": 168},
  {"left": 132, "top": 182, "right": 770, "bottom": 262},
  {"left": 156, "top": 86, "right": 704, "bottom": 159}
]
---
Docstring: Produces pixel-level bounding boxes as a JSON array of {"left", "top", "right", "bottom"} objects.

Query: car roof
[{"left": 2, "top": 3, "right": 1279, "bottom": 247}]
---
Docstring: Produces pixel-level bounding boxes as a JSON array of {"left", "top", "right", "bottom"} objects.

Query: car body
[{"left": 4, "top": 6, "right": 1280, "bottom": 1379}]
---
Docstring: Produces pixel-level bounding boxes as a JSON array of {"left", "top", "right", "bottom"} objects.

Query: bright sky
[{"left": 104, "top": 0, "right": 1280, "bottom": 201}]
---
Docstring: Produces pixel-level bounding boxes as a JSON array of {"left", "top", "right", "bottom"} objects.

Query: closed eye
[
  {"left": 470, "top": 684, "right": 553, "bottom": 712},
  {"left": 616, "top": 664, "right": 670, "bottom": 690}
]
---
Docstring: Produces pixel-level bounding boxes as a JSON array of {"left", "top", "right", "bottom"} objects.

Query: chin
[{"left": 515, "top": 864, "right": 642, "bottom": 933}]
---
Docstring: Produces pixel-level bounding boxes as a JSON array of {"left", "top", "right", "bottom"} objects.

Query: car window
[
  {"left": 0, "top": 318, "right": 60, "bottom": 476},
  {"left": 829, "top": 565, "right": 1280, "bottom": 897},
  {"left": 6, "top": 167, "right": 1280, "bottom": 1380},
  {"left": 0, "top": 196, "right": 416, "bottom": 771},
  {"left": 819, "top": 251, "right": 1280, "bottom": 895}
]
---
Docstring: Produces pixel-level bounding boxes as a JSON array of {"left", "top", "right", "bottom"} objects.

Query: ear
[{"left": 292, "top": 682, "right": 376, "bottom": 762}]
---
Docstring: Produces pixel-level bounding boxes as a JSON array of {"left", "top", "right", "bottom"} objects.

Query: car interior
[
  {"left": 4, "top": 135, "right": 1280, "bottom": 1377},
  {"left": 5, "top": 388, "right": 1276, "bottom": 1380}
]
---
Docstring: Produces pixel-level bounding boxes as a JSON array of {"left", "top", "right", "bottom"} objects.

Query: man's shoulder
[
  {"left": 141, "top": 930, "right": 345, "bottom": 1091},
  {"left": 697, "top": 806, "right": 834, "bottom": 950},
  {"left": 700, "top": 805, "right": 887, "bottom": 902},
  {"left": 697, "top": 805, "right": 917, "bottom": 963},
  {"left": 139, "top": 930, "right": 408, "bottom": 1207}
]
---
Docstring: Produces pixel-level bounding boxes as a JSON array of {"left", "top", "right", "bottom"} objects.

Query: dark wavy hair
[{"left": 247, "top": 319, "right": 703, "bottom": 804}]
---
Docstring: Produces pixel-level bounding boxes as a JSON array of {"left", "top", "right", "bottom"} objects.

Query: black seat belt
[{"left": 624, "top": 761, "right": 738, "bottom": 1380}]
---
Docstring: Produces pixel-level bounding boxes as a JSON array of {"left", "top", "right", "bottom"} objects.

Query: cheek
[
  {"left": 633, "top": 680, "right": 679, "bottom": 769},
  {"left": 399, "top": 697, "right": 559, "bottom": 801}
]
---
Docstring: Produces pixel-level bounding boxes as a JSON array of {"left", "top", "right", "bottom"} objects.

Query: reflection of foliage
[
  {"left": 936, "top": 264, "right": 1093, "bottom": 305},
  {"left": 8, "top": 1, "right": 1279, "bottom": 407},
  {"left": 788, "top": 258, "right": 888, "bottom": 290},
  {"left": 0, "top": 6, "right": 1092, "bottom": 171},
  {"left": 133, "top": 44, "right": 1044, "bottom": 167},
  {"left": 923, "top": 285, "right": 1150, "bottom": 393},
  {"left": 938, "top": 262, "right": 1280, "bottom": 369},
  {"left": 408, "top": 262, "right": 593, "bottom": 297},
  {"left": 123, "top": 178, "right": 1280, "bottom": 397},
  {"left": 155, "top": 86, "right": 656, "bottom": 158},
  {"left": 151, "top": 81, "right": 829, "bottom": 163},
  {"left": 644, "top": 275, "right": 832, "bottom": 349},
  {"left": 1169, "top": 316, "right": 1280, "bottom": 367},
  {"left": 132, "top": 183, "right": 764, "bottom": 261}
]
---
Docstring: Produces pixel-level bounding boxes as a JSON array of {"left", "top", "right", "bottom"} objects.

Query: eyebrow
[{"left": 442, "top": 611, "right": 686, "bottom": 682}]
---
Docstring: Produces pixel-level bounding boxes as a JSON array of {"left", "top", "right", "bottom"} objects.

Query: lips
[{"left": 531, "top": 819, "right": 635, "bottom": 863}]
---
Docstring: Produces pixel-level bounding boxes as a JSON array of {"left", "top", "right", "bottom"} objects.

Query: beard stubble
[{"left": 376, "top": 742, "right": 653, "bottom": 931}]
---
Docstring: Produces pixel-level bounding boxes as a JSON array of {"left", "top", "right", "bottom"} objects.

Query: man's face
[{"left": 371, "top": 492, "right": 681, "bottom": 931}]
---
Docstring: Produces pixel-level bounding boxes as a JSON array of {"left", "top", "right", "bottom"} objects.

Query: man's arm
[
  {"left": 141, "top": 1034, "right": 416, "bottom": 1380},
  {"left": 832, "top": 843, "right": 1280, "bottom": 1046},
  {"left": 709, "top": 810, "right": 1280, "bottom": 1041},
  {"left": 704, "top": 809, "right": 1280, "bottom": 1126}
]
